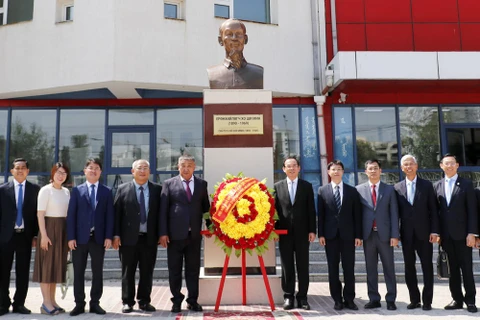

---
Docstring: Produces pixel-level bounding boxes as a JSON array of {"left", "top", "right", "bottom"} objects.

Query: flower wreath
[{"left": 204, "top": 173, "right": 278, "bottom": 257}]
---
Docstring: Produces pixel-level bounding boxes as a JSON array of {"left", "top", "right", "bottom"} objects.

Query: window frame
[
  {"left": 164, "top": 0, "right": 184, "bottom": 20},
  {"left": 214, "top": 0, "right": 276, "bottom": 24},
  {"left": 64, "top": 4, "right": 73, "bottom": 21},
  {"left": 0, "top": 0, "right": 9, "bottom": 25}
]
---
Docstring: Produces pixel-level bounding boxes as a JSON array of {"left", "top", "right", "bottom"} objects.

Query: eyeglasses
[
  {"left": 56, "top": 171, "right": 67, "bottom": 176},
  {"left": 86, "top": 166, "right": 101, "bottom": 172},
  {"left": 442, "top": 161, "right": 457, "bottom": 167},
  {"left": 135, "top": 166, "right": 150, "bottom": 172}
]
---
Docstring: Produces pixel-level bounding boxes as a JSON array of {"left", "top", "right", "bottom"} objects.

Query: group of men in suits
[{"left": 315, "top": 154, "right": 479, "bottom": 314}]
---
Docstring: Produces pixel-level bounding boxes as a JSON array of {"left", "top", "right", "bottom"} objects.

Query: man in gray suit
[{"left": 356, "top": 159, "right": 399, "bottom": 311}]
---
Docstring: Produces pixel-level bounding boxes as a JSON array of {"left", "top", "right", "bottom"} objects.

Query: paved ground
[{"left": 1, "top": 279, "right": 479, "bottom": 319}]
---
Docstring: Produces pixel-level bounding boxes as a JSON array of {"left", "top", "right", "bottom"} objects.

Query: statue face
[{"left": 220, "top": 21, "right": 247, "bottom": 54}]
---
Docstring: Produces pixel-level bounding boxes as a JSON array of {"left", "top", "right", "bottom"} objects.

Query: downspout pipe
[{"left": 311, "top": 0, "right": 329, "bottom": 186}]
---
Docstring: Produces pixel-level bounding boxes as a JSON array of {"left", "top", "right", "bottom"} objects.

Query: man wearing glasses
[
  {"left": 113, "top": 159, "right": 162, "bottom": 313},
  {"left": 67, "top": 158, "right": 114, "bottom": 316},
  {"left": 434, "top": 153, "right": 478, "bottom": 313}
]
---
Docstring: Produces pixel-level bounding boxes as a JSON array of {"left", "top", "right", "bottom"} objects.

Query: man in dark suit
[
  {"left": 434, "top": 153, "right": 478, "bottom": 313},
  {"left": 274, "top": 156, "right": 316, "bottom": 311},
  {"left": 0, "top": 158, "right": 40, "bottom": 315},
  {"left": 66, "top": 158, "right": 114, "bottom": 316},
  {"left": 159, "top": 155, "right": 210, "bottom": 313},
  {"left": 476, "top": 188, "right": 480, "bottom": 254},
  {"left": 394, "top": 155, "right": 439, "bottom": 311},
  {"left": 318, "top": 160, "right": 362, "bottom": 311},
  {"left": 356, "top": 159, "right": 399, "bottom": 311},
  {"left": 113, "top": 159, "right": 162, "bottom": 313}
]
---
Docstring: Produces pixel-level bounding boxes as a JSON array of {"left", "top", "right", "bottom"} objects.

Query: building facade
[{"left": 1, "top": 0, "right": 479, "bottom": 191}]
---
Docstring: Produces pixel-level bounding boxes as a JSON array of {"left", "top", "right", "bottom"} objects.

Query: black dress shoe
[
  {"left": 187, "top": 302, "right": 203, "bottom": 312},
  {"left": 364, "top": 301, "right": 381, "bottom": 309},
  {"left": 122, "top": 304, "right": 133, "bottom": 313},
  {"left": 422, "top": 304, "right": 432, "bottom": 311},
  {"left": 344, "top": 301, "right": 358, "bottom": 310},
  {"left": 387, "top": 302, "right": 397, "bottom": 310},
  {"left": 467, "top": 304, "right": 478, "bottom": 313},
  {"left": 407, "top": 302, "right": 421, "bottom": 309},
  {"left": 171, "top": 303, "right": 181, "bottom": 313},
  {"left": 12, "top": 305, "right": 31, "bottom": 314},
  {"left": 139, "top": 303, "right": 156, "bottom": 312},
  {"left": 334, "top": 301, "right": 344, "bottom": 310},
  {"left": 0, "top": 308, "right": 8, "bottom": 316},
  {"left": 89, "top": 304, "right": 106, "bottom": 315},
  {"left": 298, "top": 300, "right": 310, "bottom": 310},
  {"left": 69, "top": 306, "right": 85, "bottom": 316},
  {"left": 283, "top": 298, "right": 294, "bottom": 310},
  {"left": 445, "top": 300, "right": 463, "bottom": 310}
]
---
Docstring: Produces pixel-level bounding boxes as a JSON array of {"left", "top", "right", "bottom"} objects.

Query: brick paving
[{"left": 1, "top": 279, "right": 478, "bottom": 319}]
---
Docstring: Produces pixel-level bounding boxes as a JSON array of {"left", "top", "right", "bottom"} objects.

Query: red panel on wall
[
  {"left": 364, "top": 0, "right": 412, "bottom": 23},
  {"left": 326, "top": 23, "right": 334, "bottom": 62},
  {"left": 412, "top": 0, "right": 459, "bottom": 22},
  {"left": 335, "top": 0, "right": 365, "bottom": 23},
  {"left": 325, "top": 0, "right": 331, "bottom": 23},
  {"left": 460, "top": 24, "right": 480, "bottom": 51},
  {"left": 337, "top": 23, "right": 367, "bottom": 51},
  {"left": 458, "top": 0, "right": 480, "bottom": 22},
  {"left": 414, "top": 24, "right": 461, "bottom": 51},
  {"left": 366, "top": 24, "right": 413, "bottom": 51}
]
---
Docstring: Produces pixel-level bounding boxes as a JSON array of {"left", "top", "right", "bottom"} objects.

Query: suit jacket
[
  {"left": 66, "top": 182, "right": 114, "bottom": 245},
  {"left": 394, "top": 177, "right": 439, "bottom": 241},
  {"left": 274, "top": 178, "right": 317, "bottom": 237},
  {"left": 356, "top": 182, "right": 399, "bottom": 242},
  {"left": 159, "top": 175, "right": 210, "bottom": 241},
  {"left": 114, "top": 181, "right": 162, "bottom": 246},
  {"left": 317, "top": 182, "right": 362, "bottom": 240},
  {"left": 433, "top": 176, "right": 478, "bottom": 241},
  {"left": 0, "top": 180, "right": 40, "bottom": 244}
]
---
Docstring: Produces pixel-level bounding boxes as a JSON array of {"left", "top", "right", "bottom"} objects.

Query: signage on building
[{"left": 213, "top": 114, "right": 264, "bottom": 135}]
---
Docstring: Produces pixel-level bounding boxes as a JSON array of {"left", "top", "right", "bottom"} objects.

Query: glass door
[{"left": 105, "top": 128, "right": 155, "bottom": 194}]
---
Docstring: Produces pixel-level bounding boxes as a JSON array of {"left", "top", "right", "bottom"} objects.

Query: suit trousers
[
  {"left": 167, "top": 234, "right": 201, "bottom": 305},
  {"left": 363, "top": 231, "right": 397, "bottom": 303},
  {"left": 279, "top": 233, "right": 310, "bottom": 301},
  {"left": 325, "top": 233, "right": 356, "bottom": 303},
  {"left": 442, "top": 238, "right": 476, "bottom": 305},
  {"left": 119, "top": 235, "right": 158, "bottom": 306},
  {"left": 72, "top": 235, "right": 105, "bottom": 307},
  {"left": 0, "top": 232, "right": 31, "bottom": 308},
  {"left": 401, "top": 237, "right": 433, "bottom": 305}
]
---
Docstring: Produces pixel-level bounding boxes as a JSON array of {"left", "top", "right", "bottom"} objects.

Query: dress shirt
[
  {"left": 331, "top": 181, "right": 343, "bottom": 204},
  {"left": 182, "top": 176, "right": 195, "bottom": 195},
  {"left": 133, "top": 181, "right": 149, "bottom": 233},
  {"left": 368, "top": 181, "right": 380, "bottom": 203}
]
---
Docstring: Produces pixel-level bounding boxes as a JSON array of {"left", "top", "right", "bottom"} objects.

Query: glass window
[
  {"left": 357, "top": 171, "right": 399, "bottom": 185},
  {"left": 9, "top": 175, "right": 50, "bottom": 187},
  {"left": 301, "top": 107, "right": 320, "bottom": 171},
  {"left": 417, "top": 171, "right": 443, "bottom": 184},
  {"left": 10, "top": 110, "right": 56, "bottom": 173},
  {"left": 214, "top": 4, "right": 229, "bottom": 18},
  {"left": 273, "top": 109, "right": 299, "bottom": 171},
  {"left": 446, "top": 128, "right": 480, "bottom": 166},
  {"left": 111, "top": 132, "right": 150, "bottom": 168},
  {"left": 355, "top": 107, "right": 398, "bottom": 169},
  {"left": 156, "top": 109, "right": 203, "bottom": 171},
  {"left": 0, "top": 110, "right": 7, "bottom": 174},
  {"left": 399, "top": 106, "right": 440, "bottom": 169},
  {"left": 65, "top": 5, "right": 73, "bottom": 21},
  {"left": 234, "top": 0, "right": 270, "bottom": 23},
  {"left": 334, "top": 107, "right": 354, "bottom": 170},
  {"left": 0, "top": 13, "right": 4, "bottom": 26},
  {"left": 164, "top": 3, "right": 178, "bottom": 18},
  {"left": 108, "top": 109, "right": 154, "bottom": 126},
  {"left": 6, "top": 0, "right": 34, "bottom": 25},
  {"left": 59, "top": 110, "right": 105, "bottom": 172},
  {"left": 443, "top": 106, "right": 480, "bottom": 123}
]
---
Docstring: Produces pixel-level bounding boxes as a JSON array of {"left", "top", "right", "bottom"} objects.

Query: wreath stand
[{"left": 203, "top": 230, "right": 287, "bottom": 312}]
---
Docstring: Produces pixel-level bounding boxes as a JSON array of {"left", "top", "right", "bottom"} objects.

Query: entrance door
[
  {"left": 105, "top": 128, "right": 155, "bottom": 194},
  {"left": 445, "top": 127, "right": 480, "bottom": 166}
]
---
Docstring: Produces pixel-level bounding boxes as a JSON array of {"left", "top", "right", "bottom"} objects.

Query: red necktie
[{"left": 372, "top": 184, "right": 377, "bottom": 229}]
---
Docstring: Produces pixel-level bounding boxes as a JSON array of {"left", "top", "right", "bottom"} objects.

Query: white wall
[{"left": 0, "top": 0, "right": 315, "bottom": 98}]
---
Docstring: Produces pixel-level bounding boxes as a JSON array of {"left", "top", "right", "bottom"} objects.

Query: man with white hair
[{"left": 394, "top": 155, "right": 439, "bottom": 311}]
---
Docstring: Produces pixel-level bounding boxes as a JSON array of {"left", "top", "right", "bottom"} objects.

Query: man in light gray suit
[{"left": 356, "top": 159, "right": 399, "bottom": 311}]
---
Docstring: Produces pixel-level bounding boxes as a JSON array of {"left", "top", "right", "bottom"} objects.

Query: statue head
[{"left": 218, "top": 19, "right": 248, "bottom": 58}]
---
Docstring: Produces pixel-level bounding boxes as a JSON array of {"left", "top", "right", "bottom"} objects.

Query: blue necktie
[
  {"left": 408, "top": 182, "right": 415, "bottom": 205},
  {"left": 139, "top": 186, "right": 147, "bottom": 224},
  {"left": 90, "top": 184, "right": 96, "bottom": 227},
  {"left": 290, "top": 181, "right": 295, "bottom": 204},
  {"left": 16, "top": 184, "right": 23, "bottom": 227}
]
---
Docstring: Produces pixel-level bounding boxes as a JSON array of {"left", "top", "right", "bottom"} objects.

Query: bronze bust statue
[{"left": 207, "top": 19, "right": 264, "bottom": 89}]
